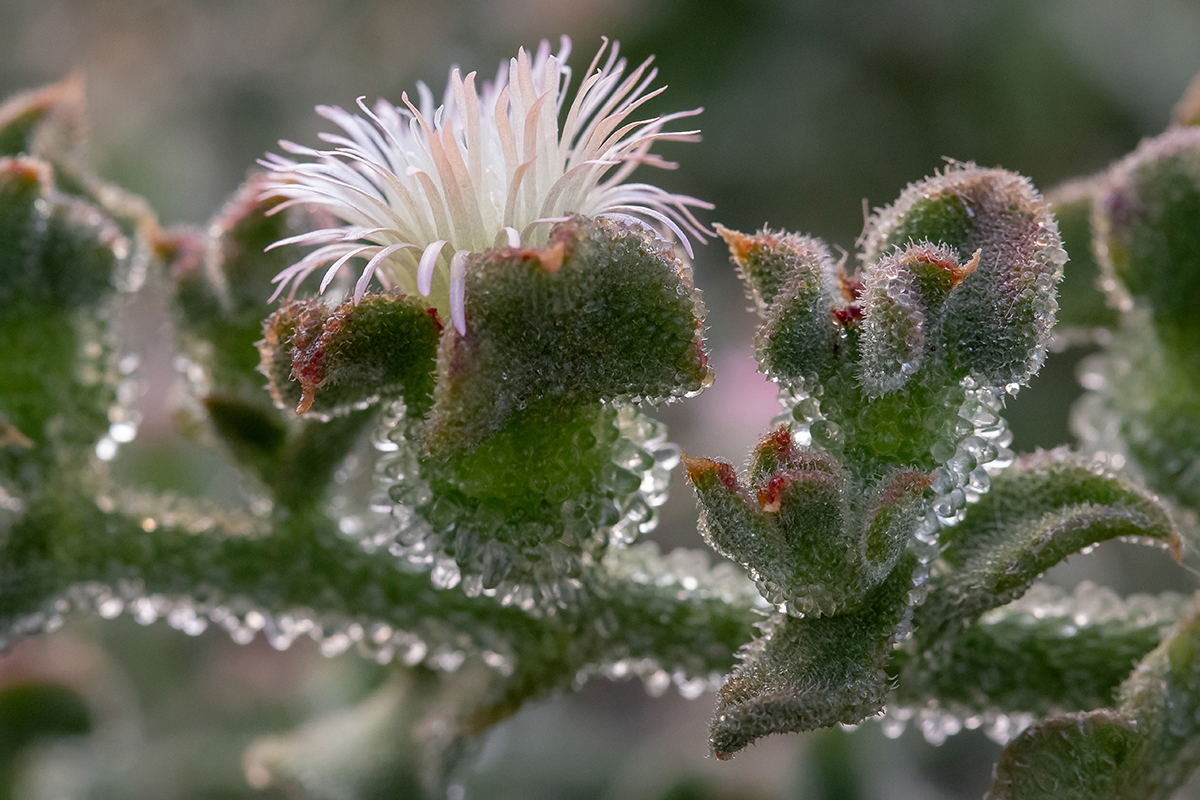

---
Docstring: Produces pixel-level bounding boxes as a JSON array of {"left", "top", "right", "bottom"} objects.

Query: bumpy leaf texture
[
  {"left": 260, "top": 292, "right": 441, "bottom": 418},
  {"left": 692, "top": 164, "right": 1066, "bottom": 759},
  {"left": 424, "top": 214, "right": 711, "bottom": 454},
  {"left": 898, "top": 449, "right": 1180, "bottom": 712},
  {"left": 709, "top": 552, "right": 918, "bottom": 759},
  {"left": 1083, "top": 126, "right": 1200, "bottom": 510},
  {"left": 987, "top": 608, "right": 1200, "bottom": 800},
  {"left": 1046, "top": 178, "right": 1120, "bottom": 333},
  {"left": 684, "top": 426, "right": 929, "bottom": 617}
]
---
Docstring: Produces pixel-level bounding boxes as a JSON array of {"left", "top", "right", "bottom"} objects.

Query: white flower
[{"left": 260, "top": 36, "right": 712, "bottom": 334}]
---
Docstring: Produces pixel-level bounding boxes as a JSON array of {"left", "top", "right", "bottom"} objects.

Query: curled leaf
[
  {"left": 858, "top": 241, "right": 978, "bottom": 397},
  {"left": 685, "top": 426, "right": 929, "bottom": 616},
  {"left": 259, "top": 292, "right": 441, "bottom": 418},
  {"left": 913, "top": 448, "right": 1179, "bottom": 651},
  {"left": 862, "top": 163, "right": 1066, "bottom": 389},
  {"left": 896, "top": 583, "right": 1191, "bottom": 715}
]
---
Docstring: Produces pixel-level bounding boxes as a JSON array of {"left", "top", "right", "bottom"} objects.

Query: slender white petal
[
  {"left": 357, "top": 242, "right": 418, "bottom": 304},
  {"left": 263, "top": 36, "right": 710, "bottom": 330},
  {"left": 417, "top": 240, "right": 448, "bottom": 297},
  {"left": 320, "top": 246, "right": 373, "bottom": 293}
]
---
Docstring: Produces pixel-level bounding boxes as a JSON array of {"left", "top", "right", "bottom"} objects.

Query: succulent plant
[{"left": 3, "top": 46, "right": 1200, "bottom": 800}]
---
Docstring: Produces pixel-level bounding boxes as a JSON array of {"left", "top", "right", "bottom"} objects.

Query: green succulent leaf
[
  {"left": 861, "top": 163, "right": 1065, "bottom": 390},
  {"left": 0, "top": 76, "right": 86, "bottom": 164},
  {"left": 709, "top": 551, "right": 917, "bottom": 759},
  {"left": 1046, "top": 178, "right": 1120, "bottom": 332},
  {"left": 912, "top": 449, "right": 1179, "bottom": 649},
  {"left": 895, "top": 584, "right": 1191, "bottom": 715},
  {"left": 424, "top": 215, "right": 710, "bottom": 454},
  {"left": 0, "top": 155, "right": 132, "bottom": 484},
  {"left": 987, "top": 608, "right": 1200, "bottom": 800},
  {"left": 857, "top": 241, "right": 979, "bottom": 397},
  {"left": 1098, "top": 126, "right": 1200, "bottom": 378},
  {"left": 684, "top": 426, "right": 930, "bottom": 617},
  {"left": 0, "top": 156, "right": 126, "bottom": 314},
  {"left": 173, "top": 174, "right": 305, "bottom": 399},
  {"left": 717, "top": 224, "right": 842, "bottom": 384},
  {"left": 259, "top": 291, "right": 441, "bottom": 419}
]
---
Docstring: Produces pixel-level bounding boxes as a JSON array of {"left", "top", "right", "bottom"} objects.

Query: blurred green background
[{"left": 2, "top": 0, "right": 1199, "bottom": 797}]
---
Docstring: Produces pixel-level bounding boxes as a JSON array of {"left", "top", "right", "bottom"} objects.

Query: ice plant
[
  {"left": 4, "top": 62, "right": 1200, "bottom": 800},
  {"left": 259, "top": 36, "right": 711, "bottom": 334}
]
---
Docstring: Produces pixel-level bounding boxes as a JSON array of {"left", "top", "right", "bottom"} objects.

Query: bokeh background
[{"left": 2, "top": 0, "right": 1200, "bottom": 797}]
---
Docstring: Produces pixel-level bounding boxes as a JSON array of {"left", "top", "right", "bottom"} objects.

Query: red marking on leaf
[
  {"left": 760, "top": 425, "right": 794, "bottom": 455},
  {"left": 681, "top": 452, "right": 741, "bottom": 492},
  {"left": 757, "top": 475, "right": 786, "bottom": 512},
  {"left": 287, "top": 302, "right": 344, "bottom": 415},
  {"left": 715, "top": 462, "right": 740, "bottom": 492},
  {"left": 716, "top": 225, "right": 757, "bottom": 263},
  {"left": 834, "top": 305, "right": 864, "bottom": 326},
  {"left": 716, "top": 223, "right": 791, "bottom": 267},
  {"left": 904, "top": 242, "right": 979, "bottom": 288}
]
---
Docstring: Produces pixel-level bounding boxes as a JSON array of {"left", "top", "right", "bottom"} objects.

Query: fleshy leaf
[
  {"left": 861, "top": 163, "right": 1065, "bottom": 389},
  {"left": 1078, "top": 133, "right": 1200, "bottom": 510},
  {"left": 1097, "top": 126, "right": 1200, "bottom": 379},
  {"left": 894, "top": 583, "right": 1191, "bottom": 715},
  {"left": 1045, "top": 178, "right": 1120, "bottom": 332},
  {"left": 912, "top": 448, "right": 1179, "bottom": 649},
  {"left": 0, "top": 156, "right": 126, "bottom": 313},
  {"left": 718, "top": 166, "right": 1059, "bottom": 484},
  {"left": 717, "top": 225, "right": 843, "bottom": 384},
  {"left": 424, "top": 215, "right": 710, "bottom": 454},
  {"left": 259, "top": 292, "right": 441, "bottom": 418},
  {"left": 717, "top": 224, "right": 841, "bottom": 313},
  {"left": 684, "top": 426, "right": 930, "bottom": 617},
  {"left": 173, "top": 174, "right": 304, "bottom": 399},
  {"left": 709, "top": 551, "right": 917, "bottom": 759},
  {"left": 857, "top": 241, "right": 978, "bottom": 397},
  {"left": 0, "top": 155, "right": 130, "bottom": 474},
  {"left": 987, "top": 608, "right": 1200, "bottom": 799},
  {"left": 167, "top": 176, "right": 392, "bottom": 510},
  {"left": 0, "top": 76, "right": 86, "bottom": 163}
]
